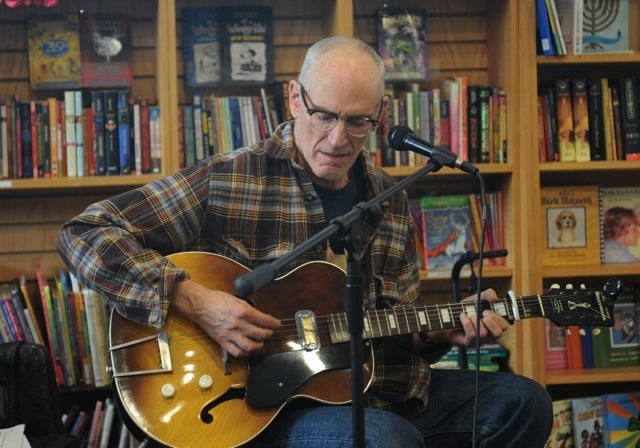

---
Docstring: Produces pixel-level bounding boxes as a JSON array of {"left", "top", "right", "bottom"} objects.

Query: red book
[
  {"left": 138, "top": 97, "right": 151, "bottom": 174},
  {"left": 565, "top": 324, "right": 584, "bottom": 369}
]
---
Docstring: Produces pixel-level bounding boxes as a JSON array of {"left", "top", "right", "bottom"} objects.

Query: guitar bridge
[{"left": 110, "top": 331, "right": 173, "bottom": 377}]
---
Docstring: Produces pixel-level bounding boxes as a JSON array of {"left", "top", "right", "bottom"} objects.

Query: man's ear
[{"left": 288, "top": 80, "right": 300, "bottom": 119}]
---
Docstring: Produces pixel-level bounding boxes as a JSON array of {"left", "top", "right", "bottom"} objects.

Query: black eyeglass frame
[{"left": 299, "top": 84, "right": 384, "bottom": 137}]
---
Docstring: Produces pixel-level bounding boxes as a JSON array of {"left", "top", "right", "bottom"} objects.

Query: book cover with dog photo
[
  {"left": 540, "top": 185, "right": 601, "bottom": 266},
  {"left": 420, "top": 195, "right": 473, "bottom": 276}
]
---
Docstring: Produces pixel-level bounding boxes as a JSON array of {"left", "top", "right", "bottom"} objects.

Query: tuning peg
[
  {"left": 565, "top": 284, "right": 573, "bottom": 289},
  {"left": 550, "top": 283, "right": 560, "bottom": 289}
]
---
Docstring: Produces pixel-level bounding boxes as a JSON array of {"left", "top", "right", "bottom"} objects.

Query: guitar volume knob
[
  {"left": 199, "top": 375, "right": 213, "bottom": 390},
  {"left": 161, "top": 383, "right": 176, "bottom": 399}
]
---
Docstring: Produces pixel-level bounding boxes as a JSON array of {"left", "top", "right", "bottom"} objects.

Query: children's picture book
[
  {"left": 79, "top": 12, "right": 133, "bottom": 88},
  {"left": 571, "top": 395, "right": 605, "bottom": 448},
  {"left": 420, "top": 195, "right": 473, "bottom": 276},
  {"left": 181, "top": 7, "right": 222, "bottom": 87},
  {"left": 592, "top": 284, "right": 639, "bottom": 368},
  {"left": 600, "top": 186, "right": 640, "bottom": 263},
  {"left": 220, "top": 6, "right": 274, "bottom": 84},
  {"left": 540, "top": 185, "right": 601, "bottom": 265},
  {"left": 544, "top": 319, "right": 568, "bottom": 370},
  {"left": 545, "top": 398, "right": 574, "bottom": 448},
  {"left": 28, "top": 15, "right": 81, "bottom": 90},
  {"left": 582, "top": 0, "right": 629, "bottom": 53},
  {"left": 602, "top": 392, "right": 640, "bottom": 448},
  {"left": 377, "top": 8, "right": 428, "bottom": 82}
]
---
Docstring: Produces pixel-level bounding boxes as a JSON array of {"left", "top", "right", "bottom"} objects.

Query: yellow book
[{"left": 540, "top": 185, "right": 601, "bottom": 266}]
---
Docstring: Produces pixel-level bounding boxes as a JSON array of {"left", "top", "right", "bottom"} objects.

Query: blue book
[
  {"left": 535, "top": 0, "right": 554, "bottom": 55},
  {"left": 117, "top": 90, "right": 131, "bottom": 174},
  {"left": 580, "top": 325, "right": 595, "bottom": 368},
  {"left": 182, "top": 7, "right": 222, "bottom": 88}
]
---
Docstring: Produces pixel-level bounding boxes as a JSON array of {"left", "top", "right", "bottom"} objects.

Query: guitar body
[{"left": 110, "top": 252, "right": 373, "bottom": 448}]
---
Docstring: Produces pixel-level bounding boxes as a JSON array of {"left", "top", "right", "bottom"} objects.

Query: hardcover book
[
  {"left": 181, "top": 7, "right": 222, "bottom": 87},
  {"left": 586, "top": 78, "right": 606, "bottom": 160},
  {"left": 600, "top": 186, "right": 640, "bottom": 263},
  {"left": 617, "top": 77, "right": 640, "bottom": 160},
  {"left": 377, "top": 8, "right": 428, "bottom": 82},
  {"left": 28, "top": 15, "right": 81, "bottom": 90},
  {"left": 602, "top": 392, "right": 640, "bottom": 448},
  {"left": 544, "top": 319, "right": 568, "bottom": 370},
  {"left": 571, "top": 78, "right": 591, "bottom": 161},
  {"left": 553, "top": 0, "right": 583, "bottom": 55},
  {"left": 554, "top": 79, "right": 576, "bottom": 162},
  {"left": 592, "top": 292, "right": 640, "bottom": 368},
  {"left": 220, "top": 6, "right": 274, "bottom": 84},
  {"left": 540, "top": 185, "right": 601, "bottom": 266},
  {"left": 420, "top": 195, "right": 473, "bottom": 276},
  {"left": 571, "top": 396, "right": 605, "bottom": 448},
  {"left": 582, "top": 0, "right": 629, "bottom": 53},
  {"left": 79, "top": 13, "right": 133, "bottom": 88}
]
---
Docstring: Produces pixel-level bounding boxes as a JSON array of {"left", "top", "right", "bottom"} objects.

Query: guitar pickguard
[{"left": 246, "top": 341, "right": 371, "bottom": 408}]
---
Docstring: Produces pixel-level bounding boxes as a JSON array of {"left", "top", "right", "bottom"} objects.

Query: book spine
[
  {"left": 132, "top": 101, "right": 142, "bottom": 174},
  {"left": 182, "top": 105, "right": 196, "bottom": 167},
  {"left": 554, "top": 79, "right": 577, "bottom": 161},
  {"left": 91, "top": 90, "right": 106, "bottom": 175},
  {"left": 571, "top": 78, "right": 591, "bottom": 161},
  {"left": 467, "top": 86, "right": 480, "bottom": 163},
  {"left": 104, "top": 90, "right": 119, "bottom": 175},
  {"left": 117, "top": 90, "right": 131, "bottom": 175},
  {"left": 47, "top": 98, "right": 58, "bottom": 178},
  {"left": 149, "top": 106, "right": 161, "bottom": 173},
  {"left": 74, "top": 90, "right": 84, "bottom": 177},
  {"left": 618, "top": 77, "right": 640, "bottom": 160},
  {"left": 64, "top": 91, "right": 76, "bottom": 178},
  {"left": 138, "top": 98, "right": 151, "bottom": 173},
  {"left": 586, "top": 78, "right": 606, "bottom": 160},
  {"left": 535, "top": 0, "right": 554, "bottom": 55}
]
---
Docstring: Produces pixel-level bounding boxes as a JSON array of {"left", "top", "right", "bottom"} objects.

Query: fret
[{"left": 402, "top": 307, "right": 411, "bottom": 334}]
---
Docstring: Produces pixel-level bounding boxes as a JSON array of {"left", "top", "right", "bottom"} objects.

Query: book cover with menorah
[{"left": 582, "top": 0, "right": 629, "bottom": 53}]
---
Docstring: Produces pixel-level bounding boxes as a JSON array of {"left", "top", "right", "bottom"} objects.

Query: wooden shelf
[
  {"left": 545, "top": 367, "right": 640, "bottom": 385},
  {"left": 541, "top": 263, "right": 640, "bottom": 279},
  {"left": 537, "top": 52, "right": 640, "bottom": 65},
  {"left": 0, "top": 175, "right": 164, "bottom": 194}
]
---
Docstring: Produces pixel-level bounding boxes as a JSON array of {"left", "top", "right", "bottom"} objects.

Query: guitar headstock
[{"left": 543, "top": 278, "right": 622, "bottom": 327}]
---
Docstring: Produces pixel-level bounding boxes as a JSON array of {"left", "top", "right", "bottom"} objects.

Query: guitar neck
[{"left": 329, "top": 294, "right": 543, "bottom": 343}]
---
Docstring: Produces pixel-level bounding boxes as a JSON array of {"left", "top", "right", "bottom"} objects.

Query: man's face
[{"left": 288, "top": 55, "right": 384, "bottom": 190}]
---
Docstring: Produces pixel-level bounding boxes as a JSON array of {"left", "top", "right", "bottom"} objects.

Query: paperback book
[
  {"left": 79, "top": 12, "right": 133, "bottom": 88},
  {"left": 540, "top": 185, "right": 601, "bottom": 266},
  {"left": 181, "top": 7, "right": 222, "bottom": 87},
  {"left": 27, "top": 15, "right": 81, "bottom": 90},
  {"left": 571, "top": 396, "right": 605, "bottom": 448},
  {"left": 602, "top": 392, "right": 640, "bottom": 448},
  {"left": 545, "top": 398, "right": 574, "bottom": 448},
  {"left": 377, "top": 8, "right": 428, "bottom": 82},
  {"left": 591, "top": 294, "right": 640, "bottom": 368}
]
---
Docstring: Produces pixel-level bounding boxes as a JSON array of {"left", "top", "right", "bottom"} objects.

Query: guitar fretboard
[{"left": 327, "top": 296, "right": 546, "bottom": 343}]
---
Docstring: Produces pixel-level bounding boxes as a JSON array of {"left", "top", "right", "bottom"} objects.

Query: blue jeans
[{"left": 247, "top": 370, "right": 553, "bottom": 447}]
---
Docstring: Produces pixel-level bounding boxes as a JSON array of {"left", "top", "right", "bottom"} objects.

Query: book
[
  {"left": 540, "top": 185, "right": 601, "bottom": 266},
  {"left": 565, "top": 324, "right": 583, "bottom": 369},
  {"left": 571, "top": 396, "right": 605, "bottom": 448},
  {"left": 220, "top": 6, "right": 274, "bottom": 84},
  {"left": 554, "top": 79, "right": 576, "bottom": 162},
  {"left": 74, "top": 90, "right": 83, "bottom": 177},
  {"left": 117, "top": 90, "right": 131, "bottom": 174},
  {"left": 544, "top": 319, "right": 568, "bottom": 370},
  {"left": 600, "top": 186, "right": 640, "bottom": 263},
  {"left": 553, "top": 0, "right": 583, "bottom": 55},
  {"left": 545, "top": 398, "right": 574, "bottom": 448},
  {"left": 617, "top": 77, "right": 640, "bottom": 160},
  {"left": 91, "top": 90, "right": 106, "bottom": 175},
  {"left": 592, "top": 295, "right": 640, "bottom": 368},
  {"left": 420, "top": 195, "right": 473, "bottom": 276},
  {"left": 582, "top": 0, "right": 629, "bottom": 53},
  {"left": 181, "top": 7, "right": 222, "bottom": 87},
  {"left": 586, "top": 78, "right": 607, "bottom": 160},
  {"left": 104, "top": 90, "right": 119, "bottom": 175},
  {"left": 377, "top": 8, "right": 428, "bottom": 82},
  {"left": 79, "top": 13, "right": 133, "bottom": 88},
  {"left": 149, "top": 105, "right": 161, "bottom": 173},
  {"left": 535, "top": 0, "right": 554, "bottom": 55},
  {"left": 571, "top": 78, "right": 591, "bottom": 162},
  {"left": 602, "top": 392, "right": 640, "bottom": 448},
  {"left": 27, "top": 15, "right": 81, "bottom": 90}
]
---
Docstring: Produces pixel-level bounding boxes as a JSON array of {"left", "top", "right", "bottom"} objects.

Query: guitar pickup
[
  {"left": 295, "top": 310, "right": 320, "bottom": 350},
  {"left": 109, "top": 331, "right": 173, "bottom": 377}
]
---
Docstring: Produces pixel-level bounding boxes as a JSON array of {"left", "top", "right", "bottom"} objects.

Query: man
[{"left": 57, "top": 37, "right": 552, "bottom": 447}]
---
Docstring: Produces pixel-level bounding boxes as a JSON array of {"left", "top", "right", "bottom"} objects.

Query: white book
[
  {"left": 0, "top": 103, "right": 7, "bottom": 179},
  {"left": 132, "top": 102, "right": 142, "bottom": 175},
  {"left": 82, "top": 288, "right": 109, "bottom": 387},
  {"left": 63, "top": 91, "right": 76, "bottom": 178},
  {"left": 74, "top": 90, "right": 84, "bottom": 177},
  {"left": 99, "top": 398, "right": 115, "bottom": 448}
]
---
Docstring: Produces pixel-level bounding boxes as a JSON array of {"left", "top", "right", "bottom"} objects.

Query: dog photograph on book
[{"left": 540, "top": 185, "right": 601, "bottom": 266}]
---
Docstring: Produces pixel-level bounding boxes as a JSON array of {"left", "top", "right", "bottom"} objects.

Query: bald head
[{"left": 298, "top": 37, "right": 386, "bottom": 98}]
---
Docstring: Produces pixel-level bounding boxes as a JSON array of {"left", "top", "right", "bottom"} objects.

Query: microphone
[{"left": 387, "top": 125, "right": 478, "bottom": 174}]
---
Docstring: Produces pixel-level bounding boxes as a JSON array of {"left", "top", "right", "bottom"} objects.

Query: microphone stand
[{"left": 234, "top": 159, "right": 445, "bottom": 447}]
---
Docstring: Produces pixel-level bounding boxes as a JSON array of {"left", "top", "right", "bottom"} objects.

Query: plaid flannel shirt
[{"left": 57, "top": 121, "right": 434, "bottom": 412}]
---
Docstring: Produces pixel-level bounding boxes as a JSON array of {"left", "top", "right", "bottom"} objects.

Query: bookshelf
[
  {"left": 519, "top": 0, "right": 640, "bottom": 395},
  {"left": 8, "top": 0, "right": 631, "bottom": 423}
]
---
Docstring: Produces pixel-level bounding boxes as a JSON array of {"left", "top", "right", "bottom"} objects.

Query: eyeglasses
[{"left": 299, "top": 84, "right": 382, "bottom": 137}]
